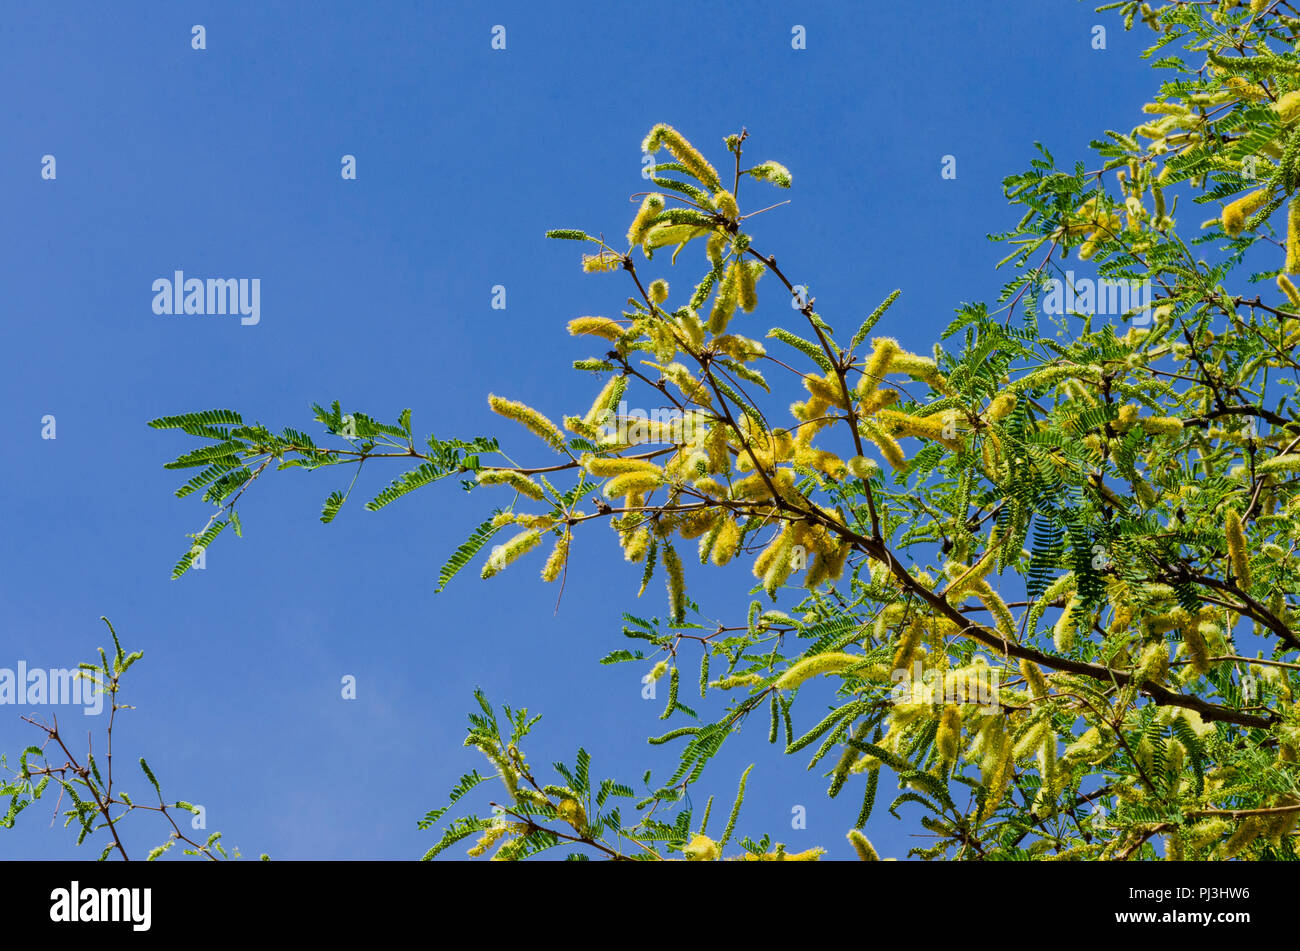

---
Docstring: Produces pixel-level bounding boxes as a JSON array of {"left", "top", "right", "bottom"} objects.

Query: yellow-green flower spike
[
  {"left": 774, "top": 651, "right": 861, "bottom": 690},
  {"left": 541, "top": 532, "right": 570, "bottom": 582},
  {"left": 749, "top": 161, "right": 793, "bottom": 188},
  {"left": 663, "top": 543, "right": 686, "bottom": 622},
  {"left": 642, "top": 124, "right": 722, "bottom": 191},
  {"left": 1224, "top": 507, "right": 1251, "bottom": 588},
  {"left": 683, "top": 834, "right": 721, "bottom": 861},
  {"left": 649, "top": 279, "right": 669, "bottom": 304},
  {"left": 1275, "top": 89, "right": 1300, "bottom": 122},
  {"left": 476, "top": 469, "right": 546, "bottom": 501},
  {"left": 481, "top": 529, "right": 543, "bottom": 579},
  {"left": 583, "top": 376, "right": 627, "bottom": 428},
  {"left": 892, "top": 618, "right": 924, "bottom": 671},
  {"left": 936, "top": 705, "right": 962, "bottom": 765},
  {"left": 488, "top": 394, "right": 566, "bottom": 451},
  {"left": 603, "top": 470, "right": 665, "bottom": 498},
  {"left": 1279, "top": 274, "right": 1300, "bottom": 308},
  {"left": 567, "top": 316, "right": 625, "bottom": 340},
  {"left": 627, "top": 193, "right": 666, "bottom": 246},
  {"left": 1053, "top": 596, "right": 1080, "bottom": 652},
  {"left": 737, "top": 260, "right": 763, "bottom": 313},
  {"left": 846, "top": 829, "right": 879, "bottom": 860},
  {"left": 1221, "top": 188, "right": 1269, "bottom": 237},
  {"left": 711, "top": 190, "right": 738, "bottom": 219},
  {"left": 711, "top": 518, "right": 742, "bottom": 565},
  {"left": 1288, "top": 196, "right": 1300, "bottom": 273},
  {"left": 708, "top": 262, "right": 741, "bottom": 333},
  {"left": 582, "top": 251, "right": 624, "bottom": 273}
]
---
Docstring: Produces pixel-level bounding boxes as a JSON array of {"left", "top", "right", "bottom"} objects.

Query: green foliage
[{"left": 0, "top": 619, "right": 247, "bottom": 860}]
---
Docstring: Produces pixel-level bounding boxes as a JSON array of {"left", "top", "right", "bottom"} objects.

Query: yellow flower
[
  {"left": 847, "top": 829, "right": 879, "bottom": 861},
  {"left": 1224, "top": 507, "right": 1251, "bottom": 588},
  {"left": 774, "top": 652, "right": 862, "bottom": 690},
  {"left": 1221, "top": 188, "right": 1270, "bottom": 237},
  {"left": 481, "top": 530, "right": 543, "bottom": 579},
  {"left": 642, "top": 124, "right": 722, "bottom": 191},
  {"left": 488, "top": 394, "right": 565, "bottom": 450},
  {"left": 683, "top": 834, "right": 721, "bottom": 861},
  {"left": 476, "top": 469, "right": 546, "bottom": 501},
  {"left": 627, "top": 193, "right": 666, "bottom": 246}
]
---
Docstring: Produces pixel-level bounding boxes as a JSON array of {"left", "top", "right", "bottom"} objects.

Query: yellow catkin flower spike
[
  {"left": 737, "top": 260, "right": 763, "bottom": 313},
  {"left": 642, "top": 124, "right": 722, "bottom": 191},
  {"left": 711, "top": 517, "right": 742, "bottom": 565},
  {"left": 1140, "top": 416, "right": 1183, "bottom": 436},
  {"left": 847, "top": 829, "right": 879, "bottom": 861},
  {"left": 1276, "top": 89, "right": 1300, "bottom": 122},
  {"left": 582, "top": 251, "right": 624, "bottom": 273},
  {"left": 708, "top": 262, "right": 741, "bottom": 333},
  {"left": 712, "top": 334, "right": 766, "bottom": 362},
  {"left": 1053, "top": 595, "right": 1081, "bottom": 652},
  {"left": 627, "top": 193, "right": 665, "bottom": 246},
  {"left": 541, "top": 531, "right": 570, "bottom": 582},
  {"left": 711, "top": 189, "right": 738, "bottom": 219},
  {"left": 683, "top": 834, "right": 720, "bottom": 861},
  {"left": 892, "top": 618, "right": 924, "bottom": 672},
  {"left": 706, "top": 231, "right": 725, "bottom": 267},
  {"left": 584, "top": 455, "right": 663, "bottom": 478},
  {"left": 774, "top": 651, "right": 861, "bottom": 690},
  {"left": 583, "top": 376, "right": 626, "bottom": 429},
  {"left": 1289, "top": 196, "right": 1300, "bottom": 273},
  {"left": 1279, "top": 274, "right": 1300, "bottom": 308},
  {"left": 1136, "top": 640, "right": 1169, "bottom": 685},
  {"left": 859, "top": 337, "right": 901, "bottom": 395},
  {"left": 1019, "top": 660, "right": 1050, "bottom": 703},
  {"left": 860, "top": 387, "right": 899, "bottom": 417},
  {"left": 556, "top": 798, "right": 587, "bottom": 834},
  {"left": 749, "top": 161, "right": 793, "bottom": 187},
  {"left": 984, "top": 393, "right": 1017, "bottom": 423},
  {"left": 1222, "top": 817, "right": 1264, "bottom": 858},
  {"left": 604, "top": 470, "right": 664, "bottom": 498},
  {"left": 761, "top": 529, "right": 799, "bottom": 597},
  {"left": 663, "top": 543, "right": 686, "bottom": 622},
  {"left": 935, "top": 705, "right": 962, "bottom": 764},
  {"left": 622, "top": 526, "right": 650, "bottom": 562},
  {"left": 876, "top": 409, "right": 960, "bottom": 449},
  {"left": 1224, "top": 76, "right": 1268, "bottom": 102},
  {"left": 481, "top": 529, "right": 542, "bottom": 579},
  {"left": 972, "top": 580, "right": 1015, "bottom": 638},
  {"left": 476, "top": 469, "right": 546, "bottom": 501},
  {"left": 1224, "top": 508, "right": 1251, "bottom": 588},
  {"left": 467, "top": 822, "right": 511, "bottom": 857},
  {"left": 488, "top": 394, "right": 565, "bottom": 451},
  {"left": 780, "top": 847, "right": 826, "bottom": 861},
  {"left": 1179, "top": 613, "right": 1211, "bottom": 676},
  {"left": 984, "top": 733, "right": 1015, "bottom": 812},
  {"left": 567, "top": 316, "right": 625, "bottom": 341},
  {"left": 1221, "top": 189, "right": 1270, "bottom": 237},
  {"left": 1012, "top": 719, "right": 1051, "bottom": 761},
  {"left": 869, "top": 429, "right": 906, "bottom": 470}
]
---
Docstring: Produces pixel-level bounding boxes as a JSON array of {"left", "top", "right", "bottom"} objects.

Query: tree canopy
[{"left": 11, "top": 0, "right": 1300, "bottom": 862}]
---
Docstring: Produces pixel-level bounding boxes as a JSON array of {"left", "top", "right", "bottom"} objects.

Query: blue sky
[{"left": 0, "top": 1, "right": 1158, "bottom": 859}]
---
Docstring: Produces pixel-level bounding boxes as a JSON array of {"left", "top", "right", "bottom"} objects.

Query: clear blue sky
[{"left": 0, "top": 1, "right": 1156, "bottom": 859}]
